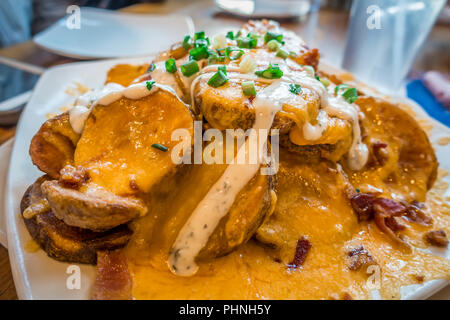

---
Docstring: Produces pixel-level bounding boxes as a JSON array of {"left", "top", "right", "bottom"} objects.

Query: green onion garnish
[
  {"left": 276, "top": 48, "right": 289, "bottom": 59},
  {"left": 255, "top": 63, "right": 283, "bottom": 79},
  {"left": 194, "top": 31, "right": 206, "bottom": 40},
  {"left": 147, "top": 63, "right": 156, "bottom": 72},
  {"left": 247, "top": 33, "right": 260, "bottom": 40},
  {"left": 207, "top": 70, "right": 228, "bottom": 88},
  {"left": 226, "top": 31, "right": 235, "bottom": 40},
  {"left": 289, "top": 51, "right": 297, "bottom": 58},
  {"left": 208, "top": 51, "right": 226, "bottom": 64},
  {"left": 242, "top": 81, "right": 256, "bottom": 96},
  {"left": 356, "top": 188, "right": 360, "bottom": 193},
  {"left": 194, "top": 38, "right": 209, "bottom": 48},
  {"left": 264, "top": 32, "right": 284, "bottom": 44},
  {"left": 165, "top": 58, "right": 177, "bottom": 73},
  {"left": 267, "top": 39, "right": 280, "bottom": 52},
  {"left": 237, "top": 37, "right": 257, "bottom": 49},
  {"left": 335, "top": 84, "right": 351, "bottom": 95},
  {"left": 304, "top": 65, "right": 315, "bottom": 77},
  {"left": 180, "top": 60, "right": 199, "bottom": 77},
  {"left": 289, "top": 84, "right": 301, "bottom": 95},
  {"left": 146, "top": 80, "right": 155, "bottom": 91},
  {"left": 182, "top": 35, "right": 192, "bottom": 50},
  {"left": 218, "top": 65, "right": 227, "bottom": 75},
  {"left": 342, "top": 87, "right": 358, "bottom": 103},
  {"left": 189, "top": 46, "right": 209, "bottom": 61},
  {"left": 225, "top": 46, "right": 244, "bottom": 60},
  {"left": 320, "top": 78, "right": 331, "bottom": 87},
  {"left": 152, "top": 143, "right": 168, "bottom": 152}
]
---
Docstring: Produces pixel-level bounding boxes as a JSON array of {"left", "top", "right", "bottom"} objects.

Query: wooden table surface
[{"left": 0, "top": 0, "right": 448, "bottom": 300}]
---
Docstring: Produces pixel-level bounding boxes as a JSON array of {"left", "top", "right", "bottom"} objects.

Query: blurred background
[
  {"left": 0, "top": 0, "right": 449, "bottom": 300},
  {"left": 0, "top": 0, "right": 449, "bottom": 132}
]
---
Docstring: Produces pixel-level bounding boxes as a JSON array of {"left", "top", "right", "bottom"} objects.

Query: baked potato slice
[
  {"left": 29, "top": 112, "right": 79, "bottom": 179},
  {"left": 256, "top": 151, "right": 357, "bottom": 264},
  {"left": 128, "top": 138, "right": 275, "bottom": 261},
  {"left": 40, "top": 89, "right": 194, "bottom": 231},
  {"left": 194, "top": 76, "right": 352, "bottom": 162},
  {"left": 349, "top": 96, "right": 438, "bottom": 201},
  {"left": 41, "top": 180, "right": 147, "bottom": 231},
  {"left": 21, "top": 176, "right": 132, "bottom": 264}
]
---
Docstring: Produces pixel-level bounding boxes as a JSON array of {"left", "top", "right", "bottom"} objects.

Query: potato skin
[
  {"left": 198, "top": 172, "right": 275, "bottom": 259},
  {"left": 29, "top": 113, "right": 79, "bottom": 179},
  {"left": 41, "top": 180, "right": 147, "bottom": 232},
  {"left": 21, "top": 176, "right": 132, "bottom": 265}
]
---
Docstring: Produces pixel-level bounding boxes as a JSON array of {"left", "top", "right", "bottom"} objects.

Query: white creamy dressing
[
  {"left": 69, "top": 81, "right": 180, "bottom": 134},
  {"left": 168, "top": 81, "right": 287, "bottom": 276}
]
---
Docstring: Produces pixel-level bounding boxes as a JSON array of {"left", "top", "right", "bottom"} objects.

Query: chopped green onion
[
  {"left": 255, "top": 63, "right": 283, "bottom": 79},
  {"left": 356, "top": 188, "right": 360, "bottom": 193},
  {"left": 180, "top": 60, "right": 199, "bottom": 77},
  {"left": 242, "top": 81, "right": 257, "bottom": 96},
  {"left": 194, "top": 31, "right": 206, "bottom": 40},
  {"left": 247, "top": 33, "right": 260, "bottom": 40},
  {"left": 165, "top": 58, "right": 177, "bottom": 73},
  {"left": 212, "top": 34, "right": 227, "bottom": 49},
  {"left": 182, "top": 35, "right": 192, "bottom": 50},
  {"left": 239, "top": 55, "right": 257, "bottom": 73},
  {"left": 218, "top": 65, "right": 227, "bottom": 75},
  {"left": 276, "top": 48, "right": 289, "bottom": 59},
  {"left": 342, "top": 88, "right": 358, "bottom": 103},
  {"left": 147, "top": 63, "right": 156, "bottom": 72},
  {"left": 208, "top": 51, "right": 226, "bottom": 64},
  {"left": 319, "top": 77, "right": 330, "bottom": 87},
  {"left": 267, "top": 39, "right": 280, "bottom": 52},
  {"left": 146, "top": 80, "right": 155, "bottom": 91},
  {"left": 237, "top": 37, "right": 257, "bottom": 49},
  {"left": 289, "top": 51, "right": 297, "bottom": 58},
  {"left": 225, "top": 46, "right": 244, "bottom": 60},
  {"left": 194, "top": 38, "right": 209, "bottom": 48},
  {"left": 264, "top": 32, "right": 284, "bottom": 44},
  {"left": 289, "top": 84, "right": 302, "bottom": 95},
  {"left": 207, "top": 70, "right": 228, "bottom": 88},
  {"left": 152, "top": 143, "right": 168, "bottom": 152},
  {"left": 226, "top": 31, "right": 235, "bottom": 40},
  {"left": 335, "top": 84, "right": 351, "bottom": 95},
  {"left": 189, "top": 46, "right": 209, "bottom": 61},
  {"left": 304, "top": 65, "right": 315, "bottom": 77}
]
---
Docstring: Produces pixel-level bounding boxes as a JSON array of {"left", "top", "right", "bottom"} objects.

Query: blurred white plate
[
  {"left": 0, "top": 138, "right": 13, "bottom": 248},
  {"left": 33, "top": 7, "right": 194, "bottom": 59},
  {"left": 5, "top": 58, "right": 450, "bottom": 299}
]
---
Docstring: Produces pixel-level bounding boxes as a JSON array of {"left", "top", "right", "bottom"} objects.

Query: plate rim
[{"left": 5, "top": 58, "right": 450, "bottom": 300}]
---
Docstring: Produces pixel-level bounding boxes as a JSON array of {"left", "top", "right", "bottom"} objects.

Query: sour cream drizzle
[{"left": 168, "top": 81, "right": 287, "bottom": 276}]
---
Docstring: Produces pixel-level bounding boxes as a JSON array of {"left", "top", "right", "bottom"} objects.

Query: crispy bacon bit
[
  {"left": 371, "top": 141, "right": 389, "bottom": 166},
  {"left": 414, "top": 275, "right": 425, "bottom": 283},
  {"left": 92, "top": 250, "right": 132, "bottom": 300},
  {"left": 404, "top": 201, "right": 433, "bottom": 226},
  {"left": 298, "top": 48, "right": 320, "bottom": 69},
  {"left": 350, "top": 193, "right": 376, "bottom": 221},
  {"left": 59, "top": 165, "right": 89, "bottom": 189},
  {"left": 372, "top": 198, "right": 410, "bottom": 248},
  {"left": 347, "top": 246, "right": 376, "bottom": 271},
  {"left": 342, "top": 292, "right": 353, "bottom": 300},
  {"left": 424, "top": 230, "right": 448, "bottom": 247},
  {"left": 288, "top": 237, "right": 311, "bottom": 269}
]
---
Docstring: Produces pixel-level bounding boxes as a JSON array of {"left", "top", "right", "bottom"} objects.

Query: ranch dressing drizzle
[
  {"left": 188, "top": 63, "right": 368, "bottom": 170},
  {"left": 69, "top": 81, "right": 182, "bottom": 134},
  {"left": 168, "top": 81, "right": 289, "bottom": 276}
]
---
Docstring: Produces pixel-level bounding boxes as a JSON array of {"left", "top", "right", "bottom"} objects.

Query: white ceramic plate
[
  {"left": 0, "top": 138, "right": 14, "bottom": 248},
  {"left": 5, "top": 58, "right": 450, "bottom": 300},
  {"left": 33, "top": 7, "right": 194, "bottom": 59}
]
